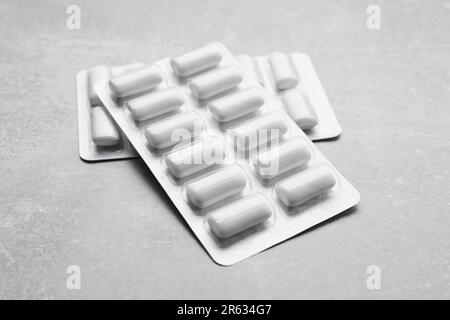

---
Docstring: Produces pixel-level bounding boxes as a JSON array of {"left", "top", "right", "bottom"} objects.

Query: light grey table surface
[{"left": 1, "top": 0, "right": 449, "bottom": 299}]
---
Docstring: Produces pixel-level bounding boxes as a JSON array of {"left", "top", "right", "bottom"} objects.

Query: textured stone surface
[{"left": 0, "top": 0, "right": 449, "bottom": 299}]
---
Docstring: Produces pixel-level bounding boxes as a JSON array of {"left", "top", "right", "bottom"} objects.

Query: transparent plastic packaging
[{"left": 95, "top": 42, "right": 360, "bottom": 265}]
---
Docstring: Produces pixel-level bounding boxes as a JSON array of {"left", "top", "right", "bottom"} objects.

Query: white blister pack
[
  {"left": 239, "top": 53, "right": 341, "bottom": 141},
  {"left": 76, "top": 63, "right": 143, "bottom": 161},
  {"left": 95, "top": 42, "right": 360, "bottom": 265}
]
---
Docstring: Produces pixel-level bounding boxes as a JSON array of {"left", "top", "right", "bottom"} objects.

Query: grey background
[{"left": 0, "top": 0, "right": 449, "bottom": 299}]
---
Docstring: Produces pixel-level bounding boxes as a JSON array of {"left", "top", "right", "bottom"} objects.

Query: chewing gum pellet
[
  {"left": 254, "top": 137, "right": 311, "bottom": 180},
  {"left": 165, "top": 139, "right": 225, "bottom": 179},
  {"left": 90, "top": 106, "right": 120, "bottom": 147},
  {"left": 207, "top": 193, "right": 272, "bottom": 238},
  {"left": 186, "top": 165, "right": 247, "bottom": 209},
  {"left": 231, "top": 112, "right": 288, "bottom": 151},
  {"left": 170, "top": 46, "right": 222, "bottom": 77},
  {"left": 88, "top": 66, "right": 111, "bottom": 106},
  {"left": 208, "top": 88, "right": 264, "bottom": 122},
  {"left": 109, "top": 65, "right": 163, "bottom": 98},
  {"left": 188, "top": 65, "right": 243, "bottom": 99},
  {"left": 126, "top": 88, "right": 184, "bottom": 122},
  {"left": 170, "top": 44, "right": 223, "bottom": 77},
  {"left": 268, "top": 52, "right": 299, "bottom": 90},
  {"left": 275, "top": 165, "right": 336, "bottom": 207},
  {"left": 144, "top": 111, "right": 203, "bottom": 149},
  {"left": 281, "top": 89, "right": 318, "bottom": 130}
]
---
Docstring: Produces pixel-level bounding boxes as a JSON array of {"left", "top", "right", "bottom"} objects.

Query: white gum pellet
[
  {"left": 88, "top": 66, "right": 111, "bottom": 106},
  {"left": 165, "top": 140, "right": 225, "bottom": 179},
  {"left": 186, "top": 165, "right": 247, "bottom": 208},
  {"left": 208, "top": 88, "right": 264, "bottom": 122},
  {"left": 232, "top": 113, "right": 288, "bottom": 151},
  {"left": 268, "top": 52, "right": 299, "bottom": 90},
  {"left": 109, "top": 65, "right": 163, "bottom": 98},
  {"left": 126, "top": 88, "right": 184, "bottom": 122},
  {"left": 207, "top": 193, "right": 272, "bottom": 238},
  {"left": 188, "top": 65, "right": 243, "bottom": 100},
  {"left": 238, "top": 55, "right": 264, "bottom": 85},
  {"left": 275, "top": 165, "right": 336, "bottom": 207},
  {"left": 170, "top": 44, "right": 223, "bottom": 77},
  {"left": 254, "top": 137, "right": 311, "bottom": 179},
  {"left": 144, "top": 111, "right": 202, "bottom": 149},
  {"left": 90, "top": 106, "right": 120, "bottom": 147},
  {"left": 281, "top": 89, "right": 318, "bottom": 130}
]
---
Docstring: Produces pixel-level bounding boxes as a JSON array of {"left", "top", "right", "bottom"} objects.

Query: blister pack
[
  {"left": 76, "top": 63, "right": 143, "bottom": 161},
  {"left": 95, "top": 42, "right": 360, "bottom": 265},
  {"left": 238, "top": 53, "right": 341, "bottom": 141}
]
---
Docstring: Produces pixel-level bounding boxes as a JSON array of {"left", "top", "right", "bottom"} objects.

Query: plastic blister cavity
[
  {"left": 164, "top": 138, "right": 227, "bottom": 180},
  {"left": 95, "top": 42, "right": 360, "bottom": 265},
  {"left": 185, "top": 164, "right": 249, "bottom": 209},
  {"left": 252, "top": 136, "right": 314, "bottom": 184},
  {"left": 275, "top": 164, "right": 338, "bottom": 208}
]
